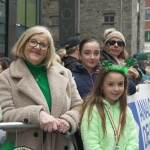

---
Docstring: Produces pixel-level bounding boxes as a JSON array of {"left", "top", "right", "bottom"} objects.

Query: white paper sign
[{"left": 128, "top": 84, "right": 150, "bottom": 150}]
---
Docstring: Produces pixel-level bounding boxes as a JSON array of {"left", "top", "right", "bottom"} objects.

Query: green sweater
[
  {"left": 81, "top": 100, "right": 139, "bottom": 150},
  {"left": 25, "top": 60, "right": 51, "bottom": 111}
]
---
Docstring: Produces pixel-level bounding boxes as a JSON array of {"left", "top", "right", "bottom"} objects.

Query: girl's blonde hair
[{"left": 11, "top": 26, "right": 57, "bottom": 69}]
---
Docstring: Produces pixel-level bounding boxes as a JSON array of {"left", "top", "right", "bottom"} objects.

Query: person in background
[
  {"left": 56, "top": 49, "right": 67, "bottom": 66},
  {"left": 81, "top": 64, "right": 139, "bottom": 150},
  {"left": 0, "top": 57, "right": 11, "bottom": 73},
  {"left": 0, "top": 57, "right": 11, "bottom": 147},
  {"left": 100, "top": 28, "right": 137, "bottom": 94},
  {"left": 72, "top": 38, "right": 100, "bottom": 150},
  {"left": 0, "top": 26, "right": 83, "bottom": 150},
  {"left": 62, "top": 37, "right": 81, "bottom": 70},
  {"left": 136, "top": 51, "right": 150, "bottom": 83},
  {"left": 56, "top": 48, "right": 67, "bottom": 59},
  {"left": 100, "top": 28, "right": 128, "bottom": 65},
  {"left": 146, "top": 62, "right": 150, "bottom": 76}
]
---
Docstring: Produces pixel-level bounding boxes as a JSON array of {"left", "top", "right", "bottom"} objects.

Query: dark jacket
[
  {"left": 72, "top": 63, "right": 99, "bottom": 99},
  {"left": 61, "top": 56, "right": 81, "bottom": 71},
  {"left": 100, "top": 49, "right": 118, "bottom": 64}
]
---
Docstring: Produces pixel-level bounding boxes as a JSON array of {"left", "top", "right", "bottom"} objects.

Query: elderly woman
[{"left": 0, "top": 26, "right": 82, "bottom": 150}]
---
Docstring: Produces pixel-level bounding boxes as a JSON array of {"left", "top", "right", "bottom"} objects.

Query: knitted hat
[{"left": 104, "top": 29, "right": 126, "bottom": 47}]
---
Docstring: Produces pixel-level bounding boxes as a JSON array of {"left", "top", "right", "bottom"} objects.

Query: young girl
[
  {"left": 80, "top": 64, "right": 139, "bottom": 150},
  {"left": 72, "top": 38, "right": 100, "bottom": 99}
]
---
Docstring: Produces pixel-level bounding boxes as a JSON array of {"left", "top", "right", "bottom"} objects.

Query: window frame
[
  {"left": 49, "top": 16, "right": 59, "bottom": 26},
  {"left": 145, "top": 8, "right": 150, "bottom": 20},
  {"left": 145, "top": 30, "right": 150, "bottom": 42},
  {"left": 103, "top": 13, "right": 115, "bottom": 24}
]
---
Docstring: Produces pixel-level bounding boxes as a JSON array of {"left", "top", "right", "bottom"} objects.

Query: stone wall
[
  {"left": 41, "top": 0, "right": 144, "bottom": 54},
  {"left": 41, "top": 0, "right": 59, "bottom": 42}
]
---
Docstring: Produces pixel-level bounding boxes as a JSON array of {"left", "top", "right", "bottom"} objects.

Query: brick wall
[
  {"left": 145, "top": 21, "right": 150, "bottom": 29},
  {"left": 145, "top": 0, "right": 150, "bottom": 7}
]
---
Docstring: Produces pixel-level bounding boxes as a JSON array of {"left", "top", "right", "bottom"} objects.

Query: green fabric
[
  {"left": 81, "top": 100, "right": 139, "bottom": 150},
  {"left": 0, "top": 141, "right": 14, "bottom": 150},
  {"left": 136, "top": 52, "right": 149, "bottom": 61},
  {"left": 25, "top": 60, "right": 52, "bottom": 111}
]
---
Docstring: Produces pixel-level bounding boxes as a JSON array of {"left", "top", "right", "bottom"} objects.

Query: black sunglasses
[{"left": 107, "top": 40, "right": 125, "bottom": 47}]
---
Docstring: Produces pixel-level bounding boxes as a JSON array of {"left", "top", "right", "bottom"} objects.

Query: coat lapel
[
  {"left": 11, "top": 58, "right": 49, "bottom": 112},
  {"left": 17, "top": 75, "right": 49, "bottom": 112},
  {"left": 11, "top": 59, "right": 69, "bottom": 115}
]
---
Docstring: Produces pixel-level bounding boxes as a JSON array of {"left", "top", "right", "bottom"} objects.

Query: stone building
[
  {"left": 145, "top": 0, "right": 150, "bottom": 53},
  {"left": 41, "top": 0, "right": 145, "bottom": 55}
]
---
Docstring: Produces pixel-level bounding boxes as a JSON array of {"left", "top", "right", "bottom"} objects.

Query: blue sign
[{"left": 128, "top": 84, "right": 150, "bottom": 150}]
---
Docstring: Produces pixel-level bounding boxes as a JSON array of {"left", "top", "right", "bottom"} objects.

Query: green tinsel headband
[{"left": 101, "top": 58, "right": 136, "bottom": 75}]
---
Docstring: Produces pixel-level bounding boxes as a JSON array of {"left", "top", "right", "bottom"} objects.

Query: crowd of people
[{"left": 1, "top": 25, "right": 149, "bottom": 149}]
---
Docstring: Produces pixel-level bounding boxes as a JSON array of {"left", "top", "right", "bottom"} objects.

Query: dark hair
[
  {"left": 0, "top": 58, "right": 10, "bottom": 71},
  {"left": 80, "top": 67, "right": 127, "bottom": 137},
  {"left": 79, "top": 38, "right": 100, "bottom": 53}
]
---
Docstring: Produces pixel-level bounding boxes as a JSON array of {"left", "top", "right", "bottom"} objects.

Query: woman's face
[
  {"left": 106, "top": 37, "right": 124, "bottom": 58},
  {"left": 80, "top": 41, "right": 100, "bottom": 72},
  {"left": 24, "top": 33, "right": 49, "bottom": 65}
]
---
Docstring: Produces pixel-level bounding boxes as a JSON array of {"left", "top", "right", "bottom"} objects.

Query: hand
[
  {"left": 128, "top": 68, "right": 139, "bottom": 78},
  {"left": 143, "top": 80, "right": 150, "bottom": 84},
  {"left": 39, "top": 111, "right": 58, "bottom": 132},
  {"left": 56, "top": 118, "right": 70, "bottom": 133}
]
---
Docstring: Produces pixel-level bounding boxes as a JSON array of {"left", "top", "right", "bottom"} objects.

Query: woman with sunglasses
[
  {"left": 0, "top": 26, "right": 83, "bottom": 150},
  {"left": 100, "top": 28, "right": 128, "bottom": 65},
  {"left": 100, "top": 28, "right": 141, "bottom": 94}
]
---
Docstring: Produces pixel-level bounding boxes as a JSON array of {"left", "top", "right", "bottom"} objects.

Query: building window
[
  {"left": 16, "top": 0, "right": 40, "bottom": 39},
  {"left": 49, "top": 17, "right": 59, "bottom": 26},
  {"left": 145, "top": 8, "right": 150, "bottom": 20},
  {"left": 103, "top": 14, "right": 115, "bottom": 23},
  {"left": 145, "top": 31, "right": 150, "bottom": 42}
]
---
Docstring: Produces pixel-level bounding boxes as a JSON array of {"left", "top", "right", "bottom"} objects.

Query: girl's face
[
  {"left": 106, "top": 37, "right": 124, "bottom": 58},
  {"left": 102, "top": 72, "right": 124, "bottom": 105},
  {"left": 80, "top": 41, "right": 100, "bottom": 73},
  {"left": 24, "top": 33, "right": 48, "bottom": 65}
]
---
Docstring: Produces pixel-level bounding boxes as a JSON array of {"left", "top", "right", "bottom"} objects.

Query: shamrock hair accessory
[
  {"left": 124, "top": 58, "right": 136, "bottom": 67},
  {"left": 101, "top": 60, "right": 112, "bottom": 68},
  {"left": 101, "top": 58, "right": 136, "bottom": 75},
  {"left": 101, "top": 60, "right": 127, "bottom": 75}
]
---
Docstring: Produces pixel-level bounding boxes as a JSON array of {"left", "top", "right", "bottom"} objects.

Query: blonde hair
[
  {"left": 55, "top": 53, "right": 61, "bottom": 63},
  {"left": 11, "top": 26, "right": 57, "bottom": 69}
]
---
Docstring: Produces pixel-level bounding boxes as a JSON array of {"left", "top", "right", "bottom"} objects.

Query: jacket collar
[{"left": 102, "top": 99, "right": 120, "bottom": 108}]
